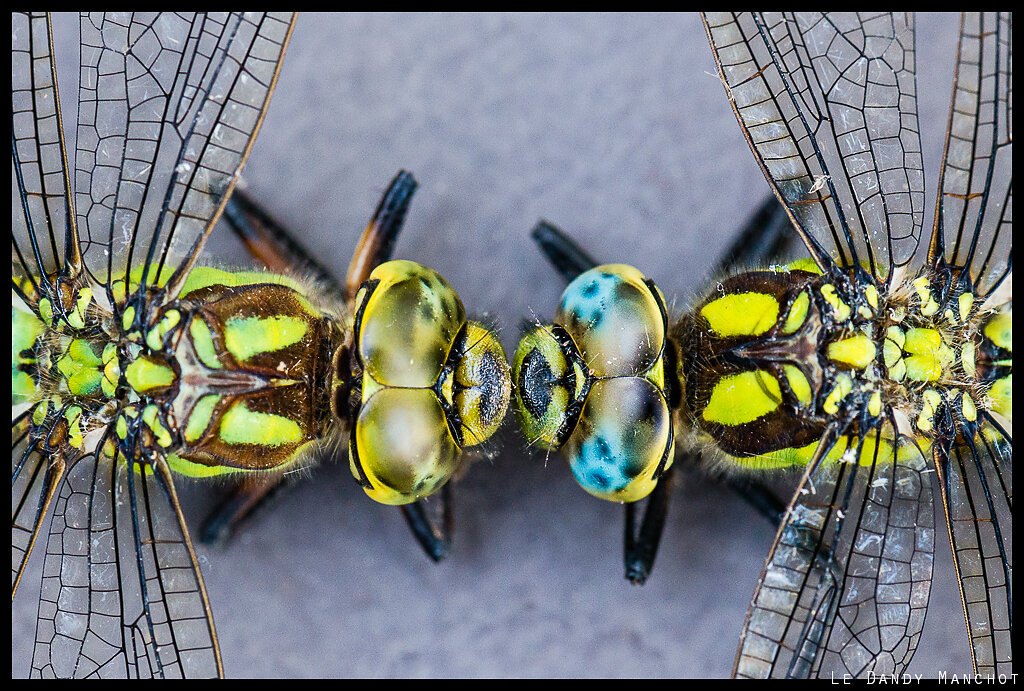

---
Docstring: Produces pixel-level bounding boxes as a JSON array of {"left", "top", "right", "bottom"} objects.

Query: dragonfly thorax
[
  {"left": 115, "top": 268, "right": 342, "bottom": 477},
  {"left": 679, "top": 266, "right": 888, "bottom": 466},
  {"left": 680, "top": 262, "right": 1012, "bottom": 471}
]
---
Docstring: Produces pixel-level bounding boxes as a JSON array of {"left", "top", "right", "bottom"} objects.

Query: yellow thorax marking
[
  {"left": 826, "top": 333, "right": 877, "bottom": 370},
  {"left": 703, "top": 370, "right": 781, "bottom": 426},
  {"left": 701, "top": 292, "right": 779, "bottom": 337}
]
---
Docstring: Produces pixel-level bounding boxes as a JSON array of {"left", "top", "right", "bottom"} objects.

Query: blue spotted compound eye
[
  {"left": 514, "top": 263, "right": 674, "bottom": 502},
  {"left": 563, "top": 376, "right": 671, "bottom": 502},
  {"left": 556, "top": 264, "right": 666, "bottom": 378}
]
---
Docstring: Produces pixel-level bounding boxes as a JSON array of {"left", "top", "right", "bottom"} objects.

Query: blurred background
[{"left": 14, "top": 12, "right": 974, "bottom": 678}]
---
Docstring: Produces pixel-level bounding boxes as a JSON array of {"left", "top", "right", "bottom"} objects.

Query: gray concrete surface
[{"left": 14, "top": 12, "right": 978, "bottom": 678}]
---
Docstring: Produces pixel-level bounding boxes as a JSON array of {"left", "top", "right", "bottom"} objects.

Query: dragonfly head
[
  {"left": 343, "top": 260, "right": 510, "bottom": 505},
  {"left": 513, "top": 264, "right": 674, "bottom": 502}
]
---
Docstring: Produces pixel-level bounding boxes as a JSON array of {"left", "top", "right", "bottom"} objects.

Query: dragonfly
[
  {"left": 513, "top": 11, "right": 1011, "bottom": 677},
  {"left": 12, "top": 11, "right": 510, "bottom": 678}
]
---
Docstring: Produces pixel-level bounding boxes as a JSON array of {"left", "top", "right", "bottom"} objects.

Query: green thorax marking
[
  {"left": 219, "top": 402, "right": 303, "bottom": 447},
  {"left": 55, "top": 338, "right": 111, "bottom": 398},
  {"left": 125, "top": 355, "right": 176, "bottom": 394},
  {"left": 978, "top": 308, "right": 1012, "bottom": 421},
  {"left": 902, "top": 327, "right": 954, "bottom": 382},
  {"left": 724, "top": 431, "right": 928, "bottom": 471},
  {"left": 224, "top": 314, "right": 309, "bottom": 363},
  {"left": 984, "top": 311, "right": 1012, "bottom": 353},
  {"left": 702, "top": 369, "right": 781, "bottom": 426},
  {"left": 826, "top": 333, "right": 877, "bottom": 370}
]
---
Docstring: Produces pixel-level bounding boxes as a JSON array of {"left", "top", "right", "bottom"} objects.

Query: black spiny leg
[
  {"left": 718, "top": 474, "right": 786, "bottom": 527},
  {"left": 530, "top": 195, "right": 794, "bottom": 287},
  {"left": 530, "top": 220, "right": 599, "bottom": 282},
  {"left": 344, "top": 170, "right": 418, "bottom": 297},
  {"left": 624, "top": 462, "right": 676, "bottom": 585},
  {"left": 399, "top": 484, "right": 453, "bottom": 562},
  {"left": 199, "top": 475, "right": 289, "bottom": 546},
  {"left": 224, "top": 187, "right": 346, "bottom": 296},
  {"left": 710, "top": 194, "right": 796, "bottom": 275}
]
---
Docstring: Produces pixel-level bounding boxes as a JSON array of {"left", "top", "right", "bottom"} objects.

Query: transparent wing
[
  {"left": 12, "top": 12, "right": 75, "bottom": 303},
  {"left": 31, "top": 449, "right": 222, "bottom": 678},
  {"left": 12, "top": 6, "right": 72, "bottom": 627},
  {"left": 929, "top": 12, "right": 1012, "bottom": 299},
  {"left": 74, "top": 12, "right": 295, "bottom": 302},
  {"left": 733, "top": 421, "right": 935, "bottom": 678},
  {"left": 12, "top": 412, "right": 65, "bottom": 598},
  {"left": 936, "top": 418, "right": 1013, "bottom": 674},
  {"left": 704, "top": 12, "right": 925, "bottom": 284},
  {"left": 14, "top": 11, "right": 295, "bottom": 679}
]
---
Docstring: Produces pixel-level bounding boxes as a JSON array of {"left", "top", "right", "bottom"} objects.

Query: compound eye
[
  {"left": 357, "top": 260, "right": 466, "bottom": 387},
  {"left": 512, "top": 325, "right": 585, "bottom": 448},
  {"left": 562, "top": 376, "right": 671, "bottom": 502},
  {"left": 352, "top": 387, "right": 459, "bottom": 505},
  {"left": 556, "top": 264, "right": 665, "bottom": 377},
  {"left": 450, "top": 322, "right": 511, "bottom": 446}
]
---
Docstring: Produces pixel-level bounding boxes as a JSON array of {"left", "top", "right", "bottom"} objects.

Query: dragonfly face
[
  {"left": 11, "top": 12, "right": 509, "bottom": 678},
  {"left": 515, "top": 11, "right": 1012, "bottom": 679}
]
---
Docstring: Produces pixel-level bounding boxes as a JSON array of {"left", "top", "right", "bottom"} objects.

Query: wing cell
[{"left": 704, "top": 12, "right": 925, "bottom": 283}]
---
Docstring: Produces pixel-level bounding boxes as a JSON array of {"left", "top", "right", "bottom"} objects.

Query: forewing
[
  {"left": 31, "top": 451, "right": 222, "bottom": 678},
  {"left": 73, "top": 12, "right": 295, "bottom": 302},
  {"left": 733, "top": 422, "right": 935, "bottom": 678},
  {"left": 12, "top": 12, "right": 75, "bottom": 301},
  {"left": 935, "top": 418, "right": 1012, "bottom": 674},
  {"left": 929, "top": 12, "right": 1012, "bottom": 299},
  {"left": 704, "top": 12, "right": 925, "bottom": 283},
  {"left": 12, "top": 413, "right": 65, "bottom": 599}
]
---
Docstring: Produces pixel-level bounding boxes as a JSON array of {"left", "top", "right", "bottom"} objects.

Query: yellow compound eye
[
  {"left": 353, "top": 387, "right": 460, "bottom": 505},
  {"left": 562, "top": 377, "right": 671, "bottom": 502},
  {"left": 348, "top": 260, "right": 513, "bottom": 505},
  {"left": 556, "top": 264, "right": 665, "bottom": 377},
  {"left": 357, "top": 260, "right": 467, "bottom": 387},
  {"left": 513, "top": 324, "right": 587, "bottom": 447},
  {"left": 450, "top": 322, "right": 511, "bottom": 446}
]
